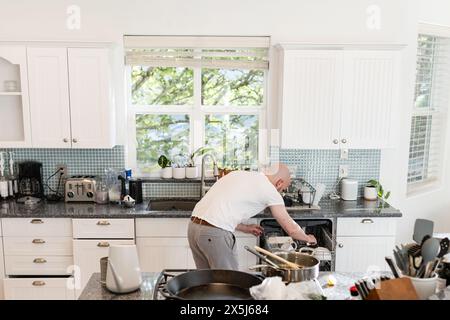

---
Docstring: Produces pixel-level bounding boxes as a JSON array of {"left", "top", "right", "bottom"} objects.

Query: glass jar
[{"left": 95, "top": 179, "right": 109, "bottom": 204}]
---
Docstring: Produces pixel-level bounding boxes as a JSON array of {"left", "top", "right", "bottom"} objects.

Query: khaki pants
[{"left": 187, "top": 221, "right": 238, "bottom": 270}]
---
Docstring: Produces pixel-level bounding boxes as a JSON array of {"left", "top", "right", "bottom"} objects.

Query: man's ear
[{"left": 275, "top": 179, "right": 284, "bottom": 190}]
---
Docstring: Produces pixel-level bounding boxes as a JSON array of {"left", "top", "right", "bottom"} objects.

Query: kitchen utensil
[
  {"left": 393, "top": 248, "right": 407, "bottom": 274},
  {"left": 252, "top": 251, "right": 320, "bottom": 283},
  {"left": 413, "top": 219, "right": 434, "bottom": 244},
  {"left": 425, "top": 258, "right": 441, "bottom": 279},
  {"left": 417, "top": 237, "right": 441, "bottom": 278},
  {"left": 160, "top": 269, "right": 263, "bottom": 300},
  {"left": 364, "top": 277, "right": 420, "bottom": 300},
  {"left": 254, "top": 246, "right": 301, "bottom": 270},
  {"left": 244, "top": 246, "right": 280, "bottom": 269},
  {"left": 438, "top": 238, "right": 450, "bottom": 258},
  {"left": 106, "top": 244, "right": 142, "bottom": 293},
  {"left": 385, "top": 256, "right": 400, "bottom": 278}
]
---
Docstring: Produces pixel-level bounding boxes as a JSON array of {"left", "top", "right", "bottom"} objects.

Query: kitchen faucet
[{"left": 200, "top": 153, "right": 219, "bottom": 198}]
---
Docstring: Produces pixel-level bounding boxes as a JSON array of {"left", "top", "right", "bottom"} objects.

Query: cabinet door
[
  {"left": 235, "top": 237, "right": 257, "bottom": 272},
  {"left": 27, "top": 48, "right": 72, "bottom": 148},
  {"left": 340, "top": 51, "right": 400, "bottom": 149},
  {"left": 335, "top": 236, "right": 395, "bottom": 272},
  {"left": 4, "top": 278, "right": 75, "bottom": 300},
  {"left": 73, "top": 239, "right": 135, "bottom": 298},
  {"left": 137, "top": 238, "right": 192, "bottom": 272},
  {"left": 67, "top": 48, "right": 114, "bottom": 148},
  {"left": 0, "top": 46, "right": 32, "bottom": 147},
  {"left": 280, "top": 50, "right": 343, "bottom": 149}
]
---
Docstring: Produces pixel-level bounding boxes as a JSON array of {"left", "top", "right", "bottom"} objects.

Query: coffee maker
[{"left": 17, "top": 161, "right": 44, "bottom": 202}]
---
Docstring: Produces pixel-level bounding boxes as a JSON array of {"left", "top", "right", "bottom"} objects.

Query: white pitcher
[{"left": 106, "top": 244, "right": 142, "bottom": 293}]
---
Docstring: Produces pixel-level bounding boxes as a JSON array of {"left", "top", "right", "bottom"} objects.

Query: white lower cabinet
[
  {"left": 73, "top": 239, "right": 135, "bottom": 298},
  {"left": 334, "top": 217, "right": 397, "bottom": 272},
  {"left": 4, "top": 277, "right": 75, "bottom": 300},
  {"left": 235, "top": 237, "right": 258, "bottom": 271}
]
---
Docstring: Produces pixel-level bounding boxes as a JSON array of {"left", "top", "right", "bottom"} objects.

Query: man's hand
[
  {"left": 306, "top": 234, "right": 317, "bottom": 245},
  {"left": 237, "top": 224, "right": 264, "bottom": 236}
]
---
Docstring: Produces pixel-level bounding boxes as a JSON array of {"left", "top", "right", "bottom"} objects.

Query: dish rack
[{"left": 283, "top": 178, "right": 316, "bottom": 208}]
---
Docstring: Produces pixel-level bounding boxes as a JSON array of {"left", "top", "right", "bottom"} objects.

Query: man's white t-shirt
[{"left": 192, "top": 171, "right": 285, "bottom": 232}]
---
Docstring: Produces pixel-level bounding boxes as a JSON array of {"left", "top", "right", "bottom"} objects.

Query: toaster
[{"left": 65, "top": 175, "right": 97, "bottom": 202}]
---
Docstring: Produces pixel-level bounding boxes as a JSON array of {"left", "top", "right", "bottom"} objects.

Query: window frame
[
  {"left": 407, "top": 23, "right": 450, "bottom": 196},
  {"left": 126, "top": 64, "right": 268, "bottom": 176}
]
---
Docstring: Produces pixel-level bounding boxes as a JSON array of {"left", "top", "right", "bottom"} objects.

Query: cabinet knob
[
  {"left": 97, "top": 242, "right": 110, "bottom": 247},
  {"left": 33, "top": 258, "right": 47, "bottom": 264},
  {"left": 72, "top": 138, "right": 78, "bottom": 143},
  {"left": 338, "top": 243, "right": 344, "bottom": 248},
  {"left": 32, "top": 239, "right": 46, "bottom": 244},
  {"left": 30, "top": 219, "right": 44, "bottom": 224},
  {"left": 341, "top": 139, "right": 347, "bottom": 144},
  {"left": 63, "top": 138, "right": 69, "bottom": 143},
  {"left": 333, "top": 139, "right": 339, "bottom": 144},
  {"left": 32, "top": 281, "right": 46, "bottom": 287}
]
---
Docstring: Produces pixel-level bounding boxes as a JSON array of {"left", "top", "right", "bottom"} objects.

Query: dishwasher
[{"left": 259, "top": 219, "right": 334, "bottom": 271}]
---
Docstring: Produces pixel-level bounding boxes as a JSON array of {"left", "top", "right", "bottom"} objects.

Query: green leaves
[{"left": 157, "top": 155, "right": 171, "bottom": 169}]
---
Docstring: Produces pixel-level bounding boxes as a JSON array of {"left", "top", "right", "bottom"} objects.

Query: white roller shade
[
  {"left": 408, "top": 33, "right": 450, "bottom": 189},
  {"left": 124, "top": 36, "right": 270, "bottom": 70}
]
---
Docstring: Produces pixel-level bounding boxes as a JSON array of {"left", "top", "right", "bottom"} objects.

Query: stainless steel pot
[{"left": 252, "top": 251, "right": 320, "bottom": 283}]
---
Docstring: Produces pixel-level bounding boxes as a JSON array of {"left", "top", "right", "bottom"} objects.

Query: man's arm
[
  {"left": 269, "top": 205, "right": 317, "bottom": 244},
  {"left": 236, "top": 223, "right": 264, "bottom": 236}
]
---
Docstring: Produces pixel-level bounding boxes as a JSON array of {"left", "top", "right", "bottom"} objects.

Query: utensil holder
[{"left": 364, "top": 277, "right": 420, "bottom": 300}]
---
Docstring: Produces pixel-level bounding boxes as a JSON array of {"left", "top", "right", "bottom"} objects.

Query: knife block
[{"left": 365, "top": 277, "right": 419, "bottom": 300}]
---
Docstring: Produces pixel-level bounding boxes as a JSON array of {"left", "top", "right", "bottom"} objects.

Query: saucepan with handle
[{"left": 249, "top": 249, "right": 320, "bottom": 283}]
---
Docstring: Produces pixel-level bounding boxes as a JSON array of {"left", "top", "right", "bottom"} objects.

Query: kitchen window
[
  {"left": 407, "top": 26, "right": 450, "bottom": 194},
  {"left": 125, "top": 36, "right": 269, "bottom": 175}
]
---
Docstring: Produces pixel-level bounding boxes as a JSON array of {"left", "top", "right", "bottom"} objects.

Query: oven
[{"left": 259, "top": 219, "right": 334, "bottom": 271}]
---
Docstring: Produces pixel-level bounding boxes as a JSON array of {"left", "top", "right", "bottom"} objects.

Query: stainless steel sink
[{"left": 147, "top": 199, "right": 199, "bottom": 211}]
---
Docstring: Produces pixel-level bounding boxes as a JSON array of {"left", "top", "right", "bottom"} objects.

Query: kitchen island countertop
[
  {"left": 0, "top": 198, "right": 401, "bottom": 219},
  {"left": 78, "top": 271, "right": 370, "bottom": 300}
]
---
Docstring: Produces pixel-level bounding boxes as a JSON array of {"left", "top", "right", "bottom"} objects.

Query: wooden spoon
[{"left": 254, "top": 246, "right": 301, "bottom": 270}]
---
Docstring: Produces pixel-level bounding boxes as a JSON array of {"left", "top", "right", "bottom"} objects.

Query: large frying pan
[{"left": 160, "top": 269, "right": 263, "bottom": 300}]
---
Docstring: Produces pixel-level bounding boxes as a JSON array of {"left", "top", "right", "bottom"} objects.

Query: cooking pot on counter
[{"left": 250, "top": 251, "right": 320, "bottom": 283}]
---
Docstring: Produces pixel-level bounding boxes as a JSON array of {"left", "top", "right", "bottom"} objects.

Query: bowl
[{"left": 123, "top": 200, "right": 136, "bottom": 208}]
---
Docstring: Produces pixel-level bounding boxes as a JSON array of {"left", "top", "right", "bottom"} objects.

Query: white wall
[
  {"left": 381, "top": 0, "right": 450, "bottom": 244},
  {"left": 2, "top": 0, "right": 449, "bottom": 242}
]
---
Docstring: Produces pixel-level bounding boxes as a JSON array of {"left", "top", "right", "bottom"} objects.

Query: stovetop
[{"left": 153, "top": 269, "right": 196, "bottom": 300}]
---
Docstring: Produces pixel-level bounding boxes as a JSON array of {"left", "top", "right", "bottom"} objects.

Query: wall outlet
[
  {"left": 339, "top": 165, "right": 349, "bottom": 178},
  {"left": 56, "top": 164, "right": 67, "bottom": 179},
  {"left": 340, "top": 148, "right": 349, "bottom": 160}
]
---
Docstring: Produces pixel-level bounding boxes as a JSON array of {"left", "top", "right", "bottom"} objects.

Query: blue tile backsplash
[{"left": 0, "top": 147, "right": 380, "bottom": 198}]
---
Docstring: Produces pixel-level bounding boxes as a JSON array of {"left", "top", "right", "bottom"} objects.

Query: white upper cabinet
[
  {"left": 279, "top": 50, "right": 343, "bottom": 149},
  {"left": 340, "top": 51, "right": 400, "bottom": 149},
  {"left": 67, "top": 48, "right": 115, "bottom": 148},
  {"left": 27, "top": 48, "right": 72, "bottom": 148},
  {"left": 0, "top": 46, "right": 32, "bottom": 148},
  {"left": 277, "top": 46, "right": 402, "bottom": 149},
  {"left": 26, "top": 46, "right": 116, "bottom": 149}
]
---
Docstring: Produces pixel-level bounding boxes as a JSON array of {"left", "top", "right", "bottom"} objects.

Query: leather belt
[{"left": 191, "top": 216, "right": 218, "bottom": 228}]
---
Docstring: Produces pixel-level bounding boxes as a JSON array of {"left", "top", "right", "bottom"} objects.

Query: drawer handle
[
  {"left": 32, "top": 281, "right": 46, "bottom": 286},
  {"left": 32, "top": 239, "right": 46, "bottom": 244},
  {"left": 33, "top": 258, "right": 47, "bottom": 264},
  {"left": 97, "top": 220, "right": 111, "bottom": 226},
  {"left": 338, "top": 243, "right": 344, "bottom": 248},
  {"left": 97, "top": 242, "right": 110, "bottom": 247},
  {"left": 361, "top": 219, "right": 374, "bottom": 224},
  {"left": 30, "top": 219, "right": 44, "bottom": 224}
]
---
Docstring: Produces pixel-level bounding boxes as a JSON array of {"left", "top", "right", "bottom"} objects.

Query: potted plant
[
  {"left": 365, "top": 179, "right": 391, "bottom": 201},
  {"left": 158, "top": 155, "right": 173, "bottom": 179},
  {"left": 185, "top": 147, "right": 214, "bottom": 179}
]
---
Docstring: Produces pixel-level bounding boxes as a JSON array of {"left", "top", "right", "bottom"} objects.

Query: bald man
[{"left": 188, "top": 163, "right": 317, "bottom": 270}]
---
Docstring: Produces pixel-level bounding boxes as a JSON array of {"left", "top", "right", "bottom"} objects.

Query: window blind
[
  {"left": 124, "top": 36, "right": 269, "bottom": 70},
  {"left": 407, "top": 34, "right": 450, "bottom": 188}
]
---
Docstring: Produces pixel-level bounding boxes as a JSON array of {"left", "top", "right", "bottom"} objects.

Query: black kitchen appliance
[
  {"left": 129, "top": 179, "right": 143, "bottom": 204},
  {"left": 17, "top": 161, "right": 44, "bottom": 200}
]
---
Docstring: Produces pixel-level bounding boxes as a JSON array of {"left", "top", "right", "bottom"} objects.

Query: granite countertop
[
  {"left": 0, "top": 197, "right": 401, "bottom": 219},
  {"left": 78, "top": 271, "right": 377, "bottom": 300}
]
